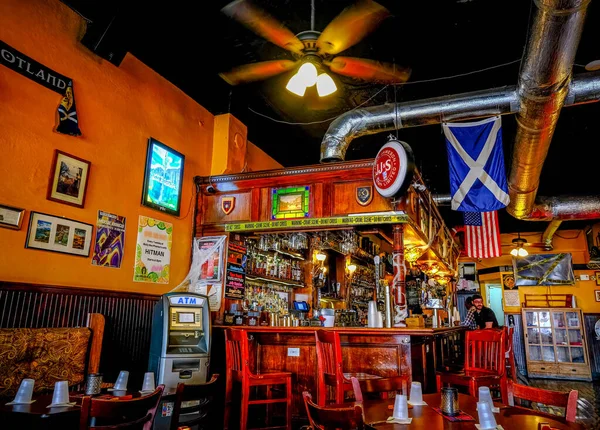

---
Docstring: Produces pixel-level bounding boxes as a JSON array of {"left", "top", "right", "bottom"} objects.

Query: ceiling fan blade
[
  {"left": 222, "top": 0, "right": 304, "bottom": 54},
  {"left": 316, "top": 1, "right": 390, "bottom": 56},
  {"left": 219, "top": 60, "right": 297, "bottom": 85},
  {"left": 326, "top": 57, "right": 411, "bottom": 83}
]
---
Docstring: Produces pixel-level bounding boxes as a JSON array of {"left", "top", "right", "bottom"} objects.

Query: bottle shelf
[{"left": 245, "top": 273, "right": 304, "bottom": 288}]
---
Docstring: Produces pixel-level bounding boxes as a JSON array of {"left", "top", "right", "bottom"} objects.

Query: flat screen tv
[{"left": 141, "top": 138, "right": 185, "bottom": 216}]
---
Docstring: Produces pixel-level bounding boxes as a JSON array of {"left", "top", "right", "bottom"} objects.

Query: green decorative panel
[{"left": 271, "top": 186, "right": 310, "bottom": 220}]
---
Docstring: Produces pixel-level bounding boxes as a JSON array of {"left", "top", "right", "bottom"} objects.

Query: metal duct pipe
[
  {"left": 433, "top": 193, "right": 600, "bottom": 221},
  {"left": 320, "top": 72, "right": 600, "bottom": 163},
  {"left": 542, "top": 220, "right": 563, "bottom": 250},
  {"left": 507, "top": 0, "right": 590, "bottom": 219}
]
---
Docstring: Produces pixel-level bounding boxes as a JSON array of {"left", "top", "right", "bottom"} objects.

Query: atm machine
[{"left": 149, "top": 292, "right": 211, "bottom": 429}]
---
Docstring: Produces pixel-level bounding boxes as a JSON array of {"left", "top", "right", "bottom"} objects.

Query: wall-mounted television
[{"left": 141, "top": 138, "right": 185, "bottom": 216}]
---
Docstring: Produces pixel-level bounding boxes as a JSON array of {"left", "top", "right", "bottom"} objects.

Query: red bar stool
[
  {"left": 314, "top": 329, "right": 380, "bottom": 406},
  {"left": 436, "top": 328, "right": 507, "bottom": 401},
  {"left": 224, "top": 328, "right": 292, "bottom": 430}
]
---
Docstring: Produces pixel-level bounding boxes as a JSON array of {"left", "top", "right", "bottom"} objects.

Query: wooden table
[
  {"left": 0, "top": 394, "right": 80, "bottom": 430},
  {"left": 360, "top": 393, "right": 582, "bottom": 429}
]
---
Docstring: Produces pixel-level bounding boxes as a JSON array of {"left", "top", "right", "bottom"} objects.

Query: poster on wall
[
  {"left": 92, "top": 210, "right": 126, "bottom": 269},
  {"left": 224, "top": 236, "right": 247, "bottom": 299},
  {"left": 504, "top": 290, "right": 520, "bottom": 307},
  {"left": 133, "top": 215, "right": 172, "bottom": 284},
  {"left": 197, "top": 237, "right": 225, "bottom": 282}
]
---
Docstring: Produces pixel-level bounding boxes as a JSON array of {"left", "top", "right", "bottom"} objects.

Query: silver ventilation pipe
[
  {"left": 320, "top": 71, "right": 600, "bottom": 163},
  {"left": 507, "top": 0, "right": 590, "bottom": 219},
  {"left": 433, "top": 193, "right": 600, "bottom": 221}
]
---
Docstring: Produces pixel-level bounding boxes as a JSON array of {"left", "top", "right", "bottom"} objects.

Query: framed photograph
[
  {"left": 271, "top": 186, "right": 310, "bottom": 220},
  {"left": 47, "top": 150, "right": 90, "bottom": 208},
  {"left": 596, "top": 290, "right": 600, "bottom": 302},
  {"left": 25, "top": 211, "right": 93, "bottom": 257},
  {"left": 596, "top": 271, "right": 600, "bottom": 286},
  {"left": 141, "top": 138, "right": 185, "bottom": 216},
  {"left": 0, "top": 203, "right": 25, "bottom": 230}
]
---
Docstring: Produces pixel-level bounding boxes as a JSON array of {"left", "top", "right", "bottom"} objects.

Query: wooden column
[{"left": 392, "top": 224, "right": 406, "bottom": 307}]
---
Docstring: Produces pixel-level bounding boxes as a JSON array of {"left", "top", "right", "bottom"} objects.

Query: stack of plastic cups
[
  {"left": 113, "top": 370, "right": 129, "bottom": 392},
  {"left": 478, "top": 387, "right": 495, "bottom": 412},
  {"left": 408, "top": 381, "right": 425, "bottom": 405},
  {"left": 367, "top": 301, "right": 378, "bottom": 328},
  {"left": 477, "top": 401, "right": 497, "bottom": 429},
  {"left": 8, "top": 379, "right": 35, "bottom": 405},
  {"left": 48, "top": 381, "right": 73, "bottom": 407},
  {"left": 141, "top": 372, "right": 156, "bottom": 394},
  {"left": 393, "top": 394, "right": 409, "bottom": 421}
]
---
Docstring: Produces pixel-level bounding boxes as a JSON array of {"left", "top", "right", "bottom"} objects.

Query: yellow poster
[{"left": 133, "top": 216, "right": 172, "bottom": 284}]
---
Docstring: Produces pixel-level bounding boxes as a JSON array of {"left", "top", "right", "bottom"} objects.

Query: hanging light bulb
[
  {"left": 347, "top": 263, "right": 357, "bottom": 274},
  {"left": 296, "top": 62, "right": 318, "bottom": 87},
  {"left": 286, "top": 74, "right": 307, "bottom": 96},
  {"left": 510, "top": 248, "right": 519, "bottom": 257},
  {"left": 316, "top": 73, "right": 337, "bottom": 97},
  {"left": 518, "top": 247, "right": 529, "bottom": 257},
  {"left": 315, "top": 251, "right": 327, "bottom": 262}
]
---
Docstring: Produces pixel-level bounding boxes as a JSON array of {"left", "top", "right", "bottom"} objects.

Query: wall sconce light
[
  {"left": 347, "top": 263, "right": 357, "bottom": 274},
  {"left": 315, "top": 251, "right": 327, "bottom": 262}
]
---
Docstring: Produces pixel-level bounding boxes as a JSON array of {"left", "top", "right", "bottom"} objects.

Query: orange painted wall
[
  {"left": 0, "top": 0, "right": 214, "bottom": 294},
  {"left": 246, "top": 141, "right": 283, "bottom": 171},
  {"left": 473, "top": 230, "right": 600, "bottom": 314}
]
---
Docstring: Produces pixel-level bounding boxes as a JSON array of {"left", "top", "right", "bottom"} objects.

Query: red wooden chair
[
  {"left": 225, "top": 328, "right": 292, "bottom": 430},
  {"left": 79, "top": 385, "right": 164, "bottom": 430},
  {"left": 505, "top": 326, "right": 517, "bottom": 381},
  {"left": 436, "top": 329, "right": 507, "bottom": 401},
  {"left": 350, "top": 375, "right": 409, "bottom": 402},
  {"left": 507, "top": 380, "right": 578, "bottom": 423},
  {"left": 302, "top": 391, "right": 367, "bottom": 430},
  {"left": 171, "top": 374, "right": 219, "bottom": 430},
  {"left": 314, "top": 330, "right": 379, "bottom": 406}
]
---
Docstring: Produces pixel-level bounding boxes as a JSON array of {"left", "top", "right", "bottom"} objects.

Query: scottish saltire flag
[
  {"left": 56, "top": 80, "right": 81, "bottom": 136},
  {"left": 463, "top": 211, "right": 501, "bottom": 258},
  {"left": 443, "top": 116, "right": 509, "bottom": 212}
]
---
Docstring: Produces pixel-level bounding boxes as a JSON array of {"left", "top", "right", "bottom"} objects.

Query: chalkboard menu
[
  {"left": 406, "top": 279, "right": 420, "bottom": 307},
  {"left": 224, "top": 235, "right": 247, "bottom": 299}
]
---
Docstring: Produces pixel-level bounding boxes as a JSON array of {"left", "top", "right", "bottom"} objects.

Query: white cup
[
  {"left": 12, "top": 378, "right": 35, "bottom": 404},
  {"left": 377, "top": 311, "right": 384, "bottom": 328},
  {"left": 114, "top": 371, "right": 129, "bottom": 391},
  {"left": 477, "top": 401, "right": 497, "bottom": 429},
  {"left": 51, "top": 381, "right": 70, "bottom": 406},
  {"left": 141, "top": 372, "right": 156, "bottom": 393},
  {"left": 478, "top": 386, "right": 494, "bottom": 411},
  {"left": 393, "top": 394, "right": 409, "bottom": 419},
  {"left": 409, "top": 382, "right": 423, "bottom": 404}
]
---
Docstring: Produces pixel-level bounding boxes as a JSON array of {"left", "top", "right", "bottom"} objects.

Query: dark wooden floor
[{"left": 525, "top": 376, "right": 600, "bottom": 430}]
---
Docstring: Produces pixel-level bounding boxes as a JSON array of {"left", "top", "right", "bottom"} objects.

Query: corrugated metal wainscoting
[
  {"left": 0, "top": 282, "right": 159, "bottom": 388},
  {"left": 505, "top": 313, "right": 528, "bottom": 377}
]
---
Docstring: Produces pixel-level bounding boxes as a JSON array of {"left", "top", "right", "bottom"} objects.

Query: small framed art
[
  {"left": 596, "top": 290, "right": 600, "bottom": 302},
  {"left": 141, "top": 138, "right": 185, "bottom": 216},
  {"left": 596, "top": 271, "right": 600, "bottom": 286},
  {"left": 0, "top": 203, "right": 25, "bottom": 230},
  {"left": 47, "top": 150, "right": 90, "bottom": 208},
  {"left": 25, "top": 212, "right": 93, "bottom": 257},
  {"left": 271, "top": 186, "right": 310, "bottom": 220}
]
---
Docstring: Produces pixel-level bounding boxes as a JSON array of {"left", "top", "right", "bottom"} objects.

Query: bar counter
[{"left": 210, "top": 325, "right": 465, "bottom": 421}]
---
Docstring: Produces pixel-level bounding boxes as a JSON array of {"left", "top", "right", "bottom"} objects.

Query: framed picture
[
  {"left": 47, "top": 150, "right": 90, "bottom": 208},
  {"left": 0, "top": 203, "right": 25, "bottom": 230},
  {"left": 25, "top": 211, "right": 93, "bottom": 257},
  {"left": 596, "top": 271, "right": 600, "bottom": 286},
  {"left": 141, "top": 138, "right": 185, "bottom": 216},
  {"left": 596, "top": 290, "right": 600, "bottom": 302},
  {"left": 271, "top": 186, "right": 310, "bottom": 220}
]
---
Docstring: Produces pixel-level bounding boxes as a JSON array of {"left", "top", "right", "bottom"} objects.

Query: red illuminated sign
[{"left": 373, "top": 139, "right": 414, "bottom": 198}]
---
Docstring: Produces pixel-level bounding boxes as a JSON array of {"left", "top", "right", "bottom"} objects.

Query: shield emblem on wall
[
  {"left": 356, "top": 186, "right": 373, "bottom": 206},
  {"left": 221, "top": 196, "right": 235, "bottom": 215}
]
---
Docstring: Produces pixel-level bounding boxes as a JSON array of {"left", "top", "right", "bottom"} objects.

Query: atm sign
[{"left": 169, "top": 296, "right": 203, "bottom": 306}]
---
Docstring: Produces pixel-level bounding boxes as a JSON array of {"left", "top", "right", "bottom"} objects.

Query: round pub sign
[{"left": 373, "top": 139, "right": 414, "bottom": 198}]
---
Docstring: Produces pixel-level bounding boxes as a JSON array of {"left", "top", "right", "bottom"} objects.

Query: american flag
[{"left": 463, "top": 211, "right": 501, "bottom": 258}]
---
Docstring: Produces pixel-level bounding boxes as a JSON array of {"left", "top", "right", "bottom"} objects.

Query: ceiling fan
[
  {"left": 219, "top": 0, "right": 412, "bottom": 97},
  {"left": 501, "top": 233, "right": 547, "bottom": 256}
]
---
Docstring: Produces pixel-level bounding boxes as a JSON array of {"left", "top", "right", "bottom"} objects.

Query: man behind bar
[{"left": 471, "top": 294, "right": 499, "bottom": 329}]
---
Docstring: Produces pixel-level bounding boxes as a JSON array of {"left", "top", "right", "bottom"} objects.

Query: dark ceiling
[{"left": 62, "top": 0, "right": 600, "bottom": 235}]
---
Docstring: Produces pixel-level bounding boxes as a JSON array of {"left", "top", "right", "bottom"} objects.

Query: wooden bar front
[{"left": 211, "top": 326, "right": 464, "bottom": 421}]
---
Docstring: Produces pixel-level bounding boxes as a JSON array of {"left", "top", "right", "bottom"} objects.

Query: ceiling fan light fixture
[
  {"left": 510, "top": 248, "right": 519, "bottom": 257},
  {"left": 296, "top": 62, "right": 318, "bottom": 87},
  {"left": 316, "top": 73, "right": 337, "bottom": 96},
  {"left": 518, "top": 247, "right": 529, "bottom": 257},
  {"left": 286, "top": 73, "right": 307, "bottom": 96}
]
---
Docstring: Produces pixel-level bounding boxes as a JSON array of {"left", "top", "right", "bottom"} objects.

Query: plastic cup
[
  {"left": 393, "top": 394, "right": 409, "bottom": 419},
  {"left": 51, "top": 381, "right": 70, "bottom": 405},
  {"left": 477, "top": 401, "right": 497, "bottom": 429},
  {"left": 478, "top": 386, "right": 494, "bottom": 411},
  {"left": 141, "top": 372, "right": 156, "bottom": 393},
  {"left": 409, "top": 382, "right": 423, "bottom": 404},
  {"left": 12, "top": 378, "right": 35, "bottom": 404},
  {"left": 114, "top": 371, "right": 129, "bottom": 391}
]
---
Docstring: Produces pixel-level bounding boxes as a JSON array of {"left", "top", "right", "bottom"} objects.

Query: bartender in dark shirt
[{"left": 471, "top": 294, "right": 499, "bottom": 328}]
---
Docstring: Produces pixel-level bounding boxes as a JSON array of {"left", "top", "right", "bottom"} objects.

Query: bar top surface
[{"left": 212, "top": 325, "right": 465, "bottom": 336}]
